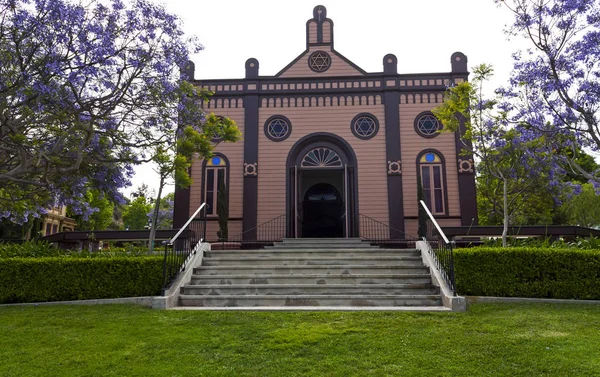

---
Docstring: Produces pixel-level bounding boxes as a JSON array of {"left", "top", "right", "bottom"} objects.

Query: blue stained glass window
[
  {"left": 425, "top": 153, "right": 435, "bottom": 163},
  {"left": 211, "top": 157, "right": 221, "bottom": 166}
]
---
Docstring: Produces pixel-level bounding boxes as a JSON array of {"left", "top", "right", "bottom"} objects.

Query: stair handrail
[
  {"left": 168, "top": 203, "right": 207, "bottom": 246},
  {"left": 162, "top": 203, "right": 207, "bottom": 294},
  {"left": 419, "top": 200, "right": 456, "bottom": 295},
  {"left": 358, "top": 213, "right": 418, "bottom": 247},
  {"left": 220, "top": 214, "right": 286, "bottom": 248}
]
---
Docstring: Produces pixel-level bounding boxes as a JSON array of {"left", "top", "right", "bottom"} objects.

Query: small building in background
[{"left": 40, "top": 206, "right": 77, "bottom": 237}]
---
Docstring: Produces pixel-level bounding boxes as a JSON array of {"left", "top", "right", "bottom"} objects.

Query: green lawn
[{"left": 1, "top": 303, "right": 599, "bottom": 376}]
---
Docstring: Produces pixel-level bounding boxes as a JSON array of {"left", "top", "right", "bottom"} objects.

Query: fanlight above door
[{"left": 301, "top": 147, "right": 342, "bottom": 168}]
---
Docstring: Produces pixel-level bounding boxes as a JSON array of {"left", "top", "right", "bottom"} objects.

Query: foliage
[
  {"left": 147, "top": 192, "right": 174, "bottom": 230},
  {"left": 476, "top": 170, "right": 570, "bottom": 226},
  {"left": 0, "top": 0, "right": 202, "bottom": 222},
  {"left": 434, "top": 64, "right": 566, "bottom": 245},
  {"left": 68, "top": 190, "right": 114, "bottom": 231},
  {"left": 0, "top": 217, "right": 34, "bottom": 240},
  {"left": 495, "top": 0, "right": 600, "bottom": 186},
  {"left": 0, "top": 256, "right": 163, "bottom": 303},
  {"left": 123, "top": 196, "right": 152, "bottom": 230},
  {"left": 0, "top": 240, "right": 62, "bottom": 258},
  {"left": 216, "top": 173, "right": 229, "bottom": 241},
  {"left": 0, "top": 240, "right": 154, "bottom": 258},
  {"left": 568, "top": 235, "right": 600, "bottom": 249},
  {"left": 454, "top": 247, "right": 600, "bottom": 299},
  {"left": 1, "top": 304, "right": 600, "bottom": 376},
  {"left": 147, "top": 111, "right": 240, "bottom": 253},
  {"left": 562, "top": 183, "right": 600, "bottom": 227}
]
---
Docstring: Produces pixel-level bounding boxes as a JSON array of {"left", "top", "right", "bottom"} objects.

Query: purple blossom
[{"left": 0, "top": 0, "right": 204, "bottom": 220}]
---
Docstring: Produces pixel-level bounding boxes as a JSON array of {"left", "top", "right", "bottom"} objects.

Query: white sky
[{"left": 127, "top": 0, "right": 527, "bottom": 198}]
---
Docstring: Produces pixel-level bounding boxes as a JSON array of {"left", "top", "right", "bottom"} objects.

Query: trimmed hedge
[
  {"left": 0, "top": 256, "right": 163, "bottom": 304},
  {"left": 0, "top": 241, "right": 153, "bottom": 258},
  {"left": 454, "top": 247, "right": 600, "bottom": 300}
]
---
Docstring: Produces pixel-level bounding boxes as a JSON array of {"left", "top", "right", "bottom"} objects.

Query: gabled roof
[{"left": 275, "top": 5, "right": 367, "bottom": 78}]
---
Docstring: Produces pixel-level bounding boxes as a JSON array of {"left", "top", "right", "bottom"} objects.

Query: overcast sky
[{"left": 127, "top": 0, "right": 527, "bottom": 197}]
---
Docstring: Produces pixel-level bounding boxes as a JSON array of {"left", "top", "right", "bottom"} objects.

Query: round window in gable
[
  {"left": 264, "top": 115, "right": 292, "bottom": 142},
  {"left": 414, "top": 112, "right": 442, "bottom": 138},
  {"left": 308, "top": 51, "right": 331, "bottom": 73},
  {"left": 351, "top": 113, "right": 379, "bottom": 140}
]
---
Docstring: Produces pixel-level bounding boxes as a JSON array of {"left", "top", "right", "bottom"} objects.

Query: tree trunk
[
  {"left": 502, "top": 177, "right": 508, "bottom": 248},
  {"left": 148, "top": 174, "right": 165, "bottom": 255}
]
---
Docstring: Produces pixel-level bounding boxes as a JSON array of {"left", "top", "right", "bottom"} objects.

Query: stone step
[
  {"left": 189, "top": 273, "right": 433, "bottom": 286},
  {"left": 202, "top": 256, "right": 424, "bottom": 266},
  {"left": 194, "top": 265, "right": 430, "bottom": 275},
  {"left": 179, "top": 294, "right": 442, "bottom": 307},
  {"left": 265, "top": 243, "right": 380, "bottom": 249},
  {"left": 205, "top": 249, "right": 421, "bottom": 258},
  {"left": 280, "top": 238, "right": 367, "bottom": 244},
  {"left": 181, "top": 283, "right": 440, "bottom": 296}
]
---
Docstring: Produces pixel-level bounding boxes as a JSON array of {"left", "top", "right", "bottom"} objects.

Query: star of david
[
  {"left": 309, "top": 52, "right": 331, "bottom": 72},
  {"left": 268, "top": 119, "right": 289, "bottom": 138},
  {"left": 418, "top": 115, "right": 439, "bottom": 135},
  {"left": 355, "top": 117, "right": 376, "bottom": 136}
]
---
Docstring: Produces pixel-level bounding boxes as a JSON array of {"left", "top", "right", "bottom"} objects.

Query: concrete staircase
[{"left": 178, "top": 238, "right": 445, "bottom": 309}]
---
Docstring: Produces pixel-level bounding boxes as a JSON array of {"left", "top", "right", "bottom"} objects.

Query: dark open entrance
[
  {"left": 302, "top": 182, "right": 344, "bottom": 238},
  {"left": 287, "top": 134, "right": 359, "bottom": 239}
]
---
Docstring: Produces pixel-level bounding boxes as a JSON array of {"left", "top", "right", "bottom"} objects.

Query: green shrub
[
  {"left": 479, "top": 236, "right": 600, "bottom": 249},
  {"left": 0, "top": 256, "right": 163, "bottom": 304},
  {"left": 454, "top": 247, "right": 600, "bottom": 299},
  {"left": 0, "top": 241, "right": 157, "bottom": 258},
  {"left": 0, "top": 241, "right": 65, "bottom": 258}
]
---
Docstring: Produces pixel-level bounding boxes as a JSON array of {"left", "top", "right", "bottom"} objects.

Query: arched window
[
  {"left": 203, "top": 154, "right": 229, "bottom": 216},
  {"left": 418, "top": 151, "right": 447, "bottom": 215}
]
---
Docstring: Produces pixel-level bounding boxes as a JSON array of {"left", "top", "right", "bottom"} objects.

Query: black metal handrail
[
  {"left": 217, "top": 215, "right": 286, "bottom": 249},
  {"left": 358, "top": 213, "right": 418, "bottom": 248},
  {"left": 162, "top": 203, "right": 207, "bottom": 295},
  {"left": 419, "top": 200, "right": 456, "bottom": 295}
]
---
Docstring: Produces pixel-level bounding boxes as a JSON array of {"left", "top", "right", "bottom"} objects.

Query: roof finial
[{"left": 313, "top": 5, "right": 327, "bottom": 21}]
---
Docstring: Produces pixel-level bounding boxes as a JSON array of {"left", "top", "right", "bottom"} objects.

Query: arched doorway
[{"left": 286, "top": 133, "right": 359, "bottom": 238}]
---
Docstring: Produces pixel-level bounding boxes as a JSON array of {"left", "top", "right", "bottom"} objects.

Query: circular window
[
  {"left": 264, "top": 115, "right": 291, "bottom": 141},
  {"left": 308, "top": 51, "right": 331, "bottom": 73},
  {"left": 351, "top": 113, "right": 379, "bottom": 140},
  {"left": 414, "top": 112, "right": 442, "bottom": 138}
]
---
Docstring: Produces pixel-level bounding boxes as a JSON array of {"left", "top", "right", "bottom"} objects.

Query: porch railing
[
  {"left": 217, "top": 214, "right": 286, "bottom": 249},
  {"left": 162, "top": 203, "right": 207, "bottom": 295},
  {"left": 358, "top": 213, "right": 418, "bottom": 248},
  {"left": 419, "top": 200, "right": 456, "bottom": 295}
]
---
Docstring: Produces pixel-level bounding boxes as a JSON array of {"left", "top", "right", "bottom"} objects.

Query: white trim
[
  {"left": 168, "top": 203, "right": 206, "bottom": 245},
  {"left": 152, "top": 242, "right": 210, "bottom": 309},
  {"left": 417, "top": 241, "right": 466, "bottom": 312},
  {"left": 419, "top": 200, "right": 449, "bottom": 243}
]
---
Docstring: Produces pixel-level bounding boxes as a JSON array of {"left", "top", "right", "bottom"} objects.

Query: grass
[{"left": 1, "top": 303, "right": 599, "bottom": 376}]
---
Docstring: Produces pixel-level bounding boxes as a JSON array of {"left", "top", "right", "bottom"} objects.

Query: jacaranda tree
[
  {"left": 0, "top": 0, "right": 208, "bottom": 222},
  {"left": 496, "top": 0, "right": 600, "bottom": 186},
  {"left": 434, "top": 64, "right": 568, "bottom": 246}
]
